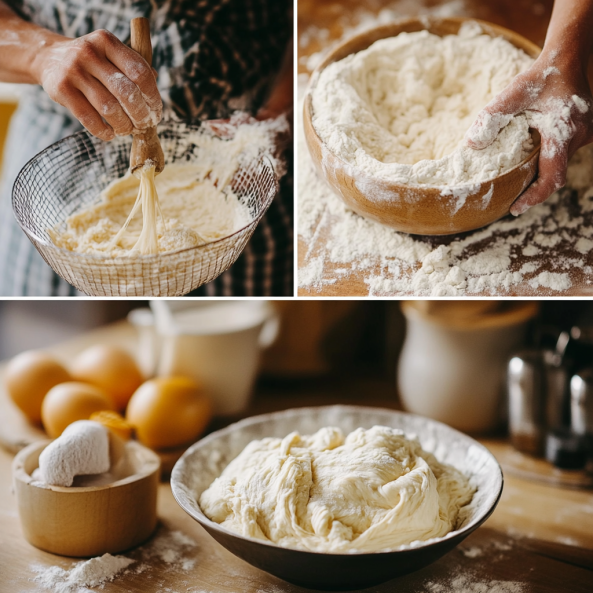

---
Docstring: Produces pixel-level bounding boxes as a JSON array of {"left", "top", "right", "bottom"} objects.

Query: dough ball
[
  {"left": 71, "top": 345, "right": 144, "bottom": 411},
  {"left": 42, "top": 382, "right": 115, "bottom": 438},
  {"left": 5, "top": 351, "right": 71, "bottom": 424},
  {"left": 126, "top": 376, "right": 211, "bottom": 450}
]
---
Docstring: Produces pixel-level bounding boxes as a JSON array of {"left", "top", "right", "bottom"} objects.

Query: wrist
[{"left": 28, "top": 31, "right": 66, "bottom": 85}]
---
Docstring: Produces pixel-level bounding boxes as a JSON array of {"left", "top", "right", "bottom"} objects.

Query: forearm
[
  {"left": 544, "top": 0, "right": 593, "bottom": 73},
  {"left": 0, "top": 1, "right": 63, "bottom": 84}
]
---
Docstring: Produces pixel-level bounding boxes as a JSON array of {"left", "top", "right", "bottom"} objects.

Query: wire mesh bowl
[{"left": 12, "top": 122, "right": 279, "bottom": 296}]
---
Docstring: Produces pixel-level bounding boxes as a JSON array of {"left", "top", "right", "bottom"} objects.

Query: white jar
[
  {"left": 153, "top": 301, "right": 279, "bottom": 416},
  {"left": 398, "top": 302, "right": 538, "bottom": 433}
]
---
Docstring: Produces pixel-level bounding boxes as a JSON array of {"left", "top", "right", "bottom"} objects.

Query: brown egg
[
  {"left": 126, "top": 376, "right": 211, "bottom": 450},
  {"left": 41, "top": 382, "right": 115, "bottom": 438},
  {"left": 70, "top": 345, "right": 144, "bottom": 412},
  {"left": 5, "top": 351, "right": 71, "bottom": 424}
]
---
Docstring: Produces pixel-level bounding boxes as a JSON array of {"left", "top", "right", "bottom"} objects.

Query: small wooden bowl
[
  {"left": 13, "top": 438, "right": 160, "bottom": 557},
  {"left": 303, "top": 17, "right": 542, "bottom": 235}
]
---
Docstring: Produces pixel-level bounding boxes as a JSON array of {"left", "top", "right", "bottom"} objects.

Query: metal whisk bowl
[{"left": 12, "top": 122, "right": 279, "bottom": 296}]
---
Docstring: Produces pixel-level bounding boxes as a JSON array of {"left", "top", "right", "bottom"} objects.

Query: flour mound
[
  {"left": 200, "top": 426, "right": 475, "bottom": 553},
  {"left": 33, "top": 554, "right": 134, "bottom": 593},
  {"left": 311, "top": 22, "right": 534, "bottom": 189}
]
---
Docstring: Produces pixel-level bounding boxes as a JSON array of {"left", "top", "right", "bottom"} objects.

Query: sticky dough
[
  {"left": 199, "top": 426, "right": 476, "bottom": 552},
  {"left": 49, "top": 163, "right": 252, "bottom": 257}
]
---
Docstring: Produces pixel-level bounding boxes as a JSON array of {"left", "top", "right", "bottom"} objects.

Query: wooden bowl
[
  {"left": 171, "top": 405, "right": 503, "bottom": 590},
  {"left": 13, "top": 437, "right": 160, "bottom": 557},
  {"left": 303, "top": 17, "right": 542, "bottom": 235}
]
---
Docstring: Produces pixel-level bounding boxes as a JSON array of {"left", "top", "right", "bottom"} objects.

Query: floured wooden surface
[
  {"left": 297, "top": 0, "right": 593, "bottom": 297},
  {"left": 1, "top": 321, "right": 592, "bottom": 591}
]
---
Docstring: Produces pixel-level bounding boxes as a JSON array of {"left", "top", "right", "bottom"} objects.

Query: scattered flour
[
  {"left": 299, "top": 88, "right": 593, "bottom": 295},
  {"left": 298, "top": 25, "right": 593, "bottom": 296},
  {"left": 33, "top": 555, "right": 134, "bottom": 593},
  {"left": 32, "top": 527, "right": 198, "bottom": 593},
  {"left": 424, "top": 574, "right": 525, "bottom": 593},
  {"left": 310, "top": 22, "right": 534, "bottom": 188}
]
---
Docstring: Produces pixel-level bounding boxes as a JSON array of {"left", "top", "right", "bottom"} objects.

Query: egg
[
  {"left": 126, "top": 376, "right": 211, "bottom": 450},
  {"left": 70, "top": 345, "right": 144, "bottom": 411},
  {"left": 5, "top": 351, "right": 71, "bottom": 424},
  {"left": 42, "top": 382, "right": 115, "bottom": 438}
]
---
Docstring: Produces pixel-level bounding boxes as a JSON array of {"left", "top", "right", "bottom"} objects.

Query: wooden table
[
  {"left": 1, "top": 322, "right": 592, "bottom": 592},
  {"left": 297, "top": 0, "right": 593, "bottom": 297}
]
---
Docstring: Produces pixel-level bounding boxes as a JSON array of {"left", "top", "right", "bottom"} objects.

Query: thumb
[{"left": 465, "top": 76, "right": 534, "bottom": 149}]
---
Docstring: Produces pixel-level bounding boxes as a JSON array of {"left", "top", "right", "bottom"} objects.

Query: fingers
[
  {"left": 89, "top": 62, "right": 154, "bottom": 130},
  {"left": 73, "top": 73, "right": 134, "bottom": 136},
  {"left": 465, "top": 74, "right": 536, "bottom": 150},
  {"left": 510, "top": 136, "right": 568, "bottom": 216},
  {"left": 59, "top": 86, "right": 115, "bottom": 141},
  {"left": 91, "top": 29, "right": 162, "bottom": 124},
  {"left": 66, "top": 30, "right": 161, "bottom": 131}
]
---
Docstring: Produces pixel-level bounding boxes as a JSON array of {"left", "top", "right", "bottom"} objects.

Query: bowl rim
[
  {"left": 13, "top": 439, "right": 161, "bottom": 493},
  {"left": 12, "top": 121, "right": 279, "bottom": 261},
  {"left": 171, "top": 404, "right": 504, "bottom": 557},
  {"left": 303, "top": 16, "right": 542, "bottom": 192}
]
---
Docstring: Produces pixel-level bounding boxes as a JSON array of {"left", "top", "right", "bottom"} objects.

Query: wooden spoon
[{"left": 129, "top": 17, "right": 165, "bottom": 174}]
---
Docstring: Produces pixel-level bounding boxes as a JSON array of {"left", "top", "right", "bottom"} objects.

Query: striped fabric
[{"left": 0, "top": 0, "right": 293, "bottom": 296}]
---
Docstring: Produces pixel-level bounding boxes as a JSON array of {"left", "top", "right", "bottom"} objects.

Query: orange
[
  {"left": 70, "top": 345, "right": 144, "bottom": 411},
  {"left": 126, "top": 376, "right": 211, "bottom": 450},
  {"left": 42, "top": 382, "right": 115, "bottom": 438},
  {"left": 5, "top": 351, "right": 71, "bottom": 424}
]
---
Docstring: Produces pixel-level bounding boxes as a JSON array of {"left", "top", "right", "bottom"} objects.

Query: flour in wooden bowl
[{"left": 310, "top": 21, "right": 535, "bottom": 187}]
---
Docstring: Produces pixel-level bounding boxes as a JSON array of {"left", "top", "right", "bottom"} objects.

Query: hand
[
  {"left": 465, "top": 50, "right": 593, "bottom": 216},
  {"left": 31, "top": 29, "right": 162, "bottom": 141}
]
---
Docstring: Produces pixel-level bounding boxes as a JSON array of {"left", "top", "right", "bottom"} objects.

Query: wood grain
[
  {"left": 129, "top": 17, "right": 164, "bottom": 174},
  {"left": 297, "top": 0, "right": 593, "bottom": 297},
  {"left": 13, "top": 440, "right": 159, "bottom": 557},
  {"left": 1, "top": 322, "right": 592, "bottom": 591}
]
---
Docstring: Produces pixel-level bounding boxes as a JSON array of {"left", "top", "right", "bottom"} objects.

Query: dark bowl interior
[{"left": 171, "top": 406, "right": 503, "bottom": 590}]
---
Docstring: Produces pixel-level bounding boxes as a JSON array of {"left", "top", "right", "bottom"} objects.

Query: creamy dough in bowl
[{"left": 199, "top": 425, "right": 476, "bottom": 553}]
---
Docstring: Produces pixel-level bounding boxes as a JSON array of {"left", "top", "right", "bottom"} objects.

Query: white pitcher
[
  {"left": 398, "top": 302, "right": 538, "bottom": 433},
  {"left": 152, "top": 301, "right": 279, "bottom": 415}
]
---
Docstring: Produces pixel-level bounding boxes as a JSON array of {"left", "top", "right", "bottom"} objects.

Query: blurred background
[{"left": 2, "top": 299, "right": 593, "bottom": 473}]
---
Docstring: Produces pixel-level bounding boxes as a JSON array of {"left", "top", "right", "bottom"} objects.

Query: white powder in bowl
[
  {"left": 298, "top": 92, "right": 593, "bottom": 296},
  {"left": 310, "top": 22, "right": 534, "bottom": 187}
]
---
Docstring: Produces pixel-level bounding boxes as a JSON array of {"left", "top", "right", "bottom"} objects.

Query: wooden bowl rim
[
  {"left": 13, "top": 439, "right": 161, "bottom": 493},
  {"left": 304, "top": 16, "right": 542, "bottom": 192}
]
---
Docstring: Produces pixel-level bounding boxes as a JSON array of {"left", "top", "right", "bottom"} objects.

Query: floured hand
[
  {"left": 466, "top": 53, "right": 592, "bottom": 216},
  {"left": 31, "top": 29, "right": 162, "bottom": 141},
  {"left": 465, "top": 0, "right": 593, "bottom": 217}
]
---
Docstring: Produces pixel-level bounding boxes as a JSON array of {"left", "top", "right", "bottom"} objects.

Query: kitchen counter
[
  {"left": 0, "top": 321, "right": 592, "bottom": 592},
  {"left": 297, "top": 0, "right": 593, "bottom": 297}
]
